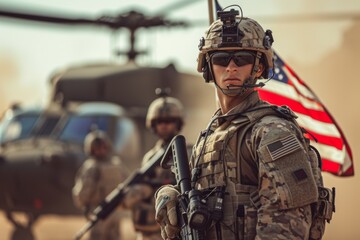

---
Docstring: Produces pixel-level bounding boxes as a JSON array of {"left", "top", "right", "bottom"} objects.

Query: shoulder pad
[
  {"left": 273, "top": 105, "right": 298, "bottom": 120},
  {"left": 232, "top": 116, "right": 250, "bottom": 125}
]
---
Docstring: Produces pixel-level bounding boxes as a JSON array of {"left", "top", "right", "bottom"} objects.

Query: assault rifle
[
  {"left": 74, "top": 147, "right": 166, "bottom": 240},
  {"left": 161, "top": 135, "right": 210, "bottom": 240}
]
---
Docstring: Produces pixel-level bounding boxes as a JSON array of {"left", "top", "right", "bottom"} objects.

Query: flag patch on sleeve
[{"left": 267, "top": 135, "right": 301, "bottom": 161}]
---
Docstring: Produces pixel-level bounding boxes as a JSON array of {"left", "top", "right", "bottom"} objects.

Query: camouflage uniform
[
  {"left": 155, "top": 8, "right": 333, "bottom": 240},
  {"left": 128, "top": 94, "right": 182, "bottom": 240},
  {"left": 190, "top": 91, "right": 318, "bottom": 239},
  {"left": 73, "top": 131, "right": 128, "bottom": 240}
]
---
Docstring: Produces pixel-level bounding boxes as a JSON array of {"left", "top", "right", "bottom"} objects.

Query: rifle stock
[{"left": 74, "top": 147, "right": 166, "bottom": 240}]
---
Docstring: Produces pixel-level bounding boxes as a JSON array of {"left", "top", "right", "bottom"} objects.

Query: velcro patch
[
  {"left": 267, "top": 135, "right": 301, "bottom": 161},
  {"left": 293, "top": 168, "right": 308, "bottom": 182}
]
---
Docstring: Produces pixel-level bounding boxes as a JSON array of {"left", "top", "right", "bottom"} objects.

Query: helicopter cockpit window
[
  {"left": 35, "top": 116, "right": 61, "bottom": 136},
  {"left": 113, "top": 117, "right": 136, "bottom": 152},
  {"left": 2, "top": 115, "right": 39, "bottom": 142},
  {"left": 59, "top": 115, "right": 111, "bottom": 144}
]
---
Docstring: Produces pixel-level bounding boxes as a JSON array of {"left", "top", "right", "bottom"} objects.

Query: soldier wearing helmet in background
[
  {"left": 122, "top": 89, "right": 185, "bottom": 240},
  {"left": 155, "top": 6, "right": 334, "bottom": 240},
  {"left": 72, "top": 130, "right": 129, "bottom": 240}
]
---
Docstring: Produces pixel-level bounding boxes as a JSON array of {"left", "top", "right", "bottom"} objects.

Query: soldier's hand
[
  {"left": 122, "top": 184, "right": 153, "bottom": 208},
  {"left": 155, "top": 185, "right": 180, "bottom": 240}
]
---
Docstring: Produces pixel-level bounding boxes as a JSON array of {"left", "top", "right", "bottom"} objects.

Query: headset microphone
[
  {"left": 226, "top": 82, "right": 264, "bottom": 89},
  {"left": 241, "top": 82, "right": 265, "bottom": 88}
]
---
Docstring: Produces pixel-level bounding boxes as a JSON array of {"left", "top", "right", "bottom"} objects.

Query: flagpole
[{"left": 207, "top": 0, "right": 214, "bottom": 25}]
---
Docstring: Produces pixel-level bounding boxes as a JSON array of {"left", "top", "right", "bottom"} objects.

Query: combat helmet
[
  {"left": 146, "top": 91, "right": 184, "bottom": 132},
  {"left": 197, "top": 7, "right": 274, "bottom": 83},
  {"left": 84, "top": 130, "right": 112, "bottom": 156}
]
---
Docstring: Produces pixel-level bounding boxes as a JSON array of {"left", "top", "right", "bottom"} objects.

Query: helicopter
[
  {"left": 0, "top": 100, "right": 142, "bottom": 238},
  {"left": 0, "top": 2, "right": 215, "bottom": 239}
]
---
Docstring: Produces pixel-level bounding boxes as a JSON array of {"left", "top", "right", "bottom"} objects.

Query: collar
[
  {"left": 226, "top": 91, "right": 261, "bottom": 116},
  {"left": 211, "top": 91, "right": 262, "bottom": 127}
]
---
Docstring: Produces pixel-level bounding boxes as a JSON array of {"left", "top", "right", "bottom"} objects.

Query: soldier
[
  {"left": 122, "top": 92, "right": 185, "bottom": 240},
  {"left": 155, "top": 7, "right": 334, "bottom": 240},
  {"left": 72, "top": 130, "right": 128, "bottom": 240}
]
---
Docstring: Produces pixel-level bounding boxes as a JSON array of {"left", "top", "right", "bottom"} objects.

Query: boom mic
[
  {"left": 242, "top": 82, "right": 265, "bottom": 88},
  {"left": 226, "top": 82, "right": 265, "bottom": 89}
]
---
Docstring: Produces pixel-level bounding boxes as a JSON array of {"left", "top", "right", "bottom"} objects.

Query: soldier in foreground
[
  {"left": 155, "top": 6, "right": 334, "bottom": 240},
  {"left": 123, "top": 91, "right": 185, "bottom": 240},
  {"left": 72, "top": 130, "right": 128, "bottom": 240}
]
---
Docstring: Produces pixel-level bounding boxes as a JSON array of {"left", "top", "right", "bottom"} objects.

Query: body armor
[
  {"left": 73, "top": 156, "right": 128, "bottom": 208},
  {"left": 190, "top": 92, "right": 331, "bottom": 239},
  {"left": 72, "top": 156, "right": 128, "bottom": 240}
]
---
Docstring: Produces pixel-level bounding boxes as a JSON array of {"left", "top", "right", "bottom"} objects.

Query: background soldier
[
  {"left": 123, "top": 91, "right": 185, "bottom": 240},
  {"left": 155, "top": 6, "right": 333, "bottom": 240},
  {"left": 72, "top": 130, "right": 128, "bottom": 240}
]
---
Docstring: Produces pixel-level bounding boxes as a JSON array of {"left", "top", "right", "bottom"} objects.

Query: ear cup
[{"left": 202, "top": 62, "right": 213, "bottom": 83}]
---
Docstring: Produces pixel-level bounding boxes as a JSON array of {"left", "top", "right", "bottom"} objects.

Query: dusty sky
[
  {"left": 0, "top": 0, "right": 360, "bottom": 239},
  {"left": 0, "top": 0, "right": 358, "bottom": 108}
]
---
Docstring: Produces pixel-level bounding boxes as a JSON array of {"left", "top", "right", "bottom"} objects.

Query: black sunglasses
[
  {"left": 155, "top": 118, "right": 177, "bottom": 125},
  {"left": 210, "top": 51, "right": 256, "bottom": 67}
]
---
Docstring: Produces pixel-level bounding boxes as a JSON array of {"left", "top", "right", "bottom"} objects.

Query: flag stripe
[
  {"left": 263, "top": 81, "right": 323, "bottom": 112},
  {"left": 311, "top": 141, "right": 345, "bottom": 164},
  {"left": 296, "top": 113, "right": 341, "bottom": 138},
  {"left": 283, "top": 66, "right": 317, "bottom": 100},
  {"left": 304, "top": 130, "right": 344, "bottom": 150},
  {"left": 259, "top": 87, "right": 331, "bottom": 122},
  {"left": 322, "top": 159, "right": 340, "bottom": 174}
]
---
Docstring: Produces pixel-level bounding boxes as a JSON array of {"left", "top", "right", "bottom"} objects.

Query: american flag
[
  {"left": 211, "top": 0, "right": 353, "bottom": 176},
  {"left": 258, "top": 53, "right": 354, "bottom": 176}
]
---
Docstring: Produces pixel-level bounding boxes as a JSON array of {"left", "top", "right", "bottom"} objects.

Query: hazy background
[{"left": 1, "top": 0, "right": 360, "bottom": 239}]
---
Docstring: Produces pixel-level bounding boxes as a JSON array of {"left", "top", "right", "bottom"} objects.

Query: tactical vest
[
  {"left": 73, "top": 157, "right": 126, "bottom": 208},
  {"left": 191, "top": 104, "right": 334, "bottom": 240},
  {"left": 96, "top": 159, "right": 126, "bottom": 201}
]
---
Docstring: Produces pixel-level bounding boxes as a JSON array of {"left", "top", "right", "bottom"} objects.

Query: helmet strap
[{"left": 242, "top": 51, "right": 263, "bottom": 88}]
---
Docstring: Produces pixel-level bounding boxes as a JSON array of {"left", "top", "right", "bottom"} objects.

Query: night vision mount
[{"left": 217, "top": 8, "right": 244, "bottom": 47}]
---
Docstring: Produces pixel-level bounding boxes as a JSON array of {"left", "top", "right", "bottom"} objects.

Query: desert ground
[{"left": 0, "top": 211, "right": 136, "bottom": 240}]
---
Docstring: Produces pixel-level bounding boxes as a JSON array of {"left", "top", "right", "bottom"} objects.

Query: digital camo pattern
[
  {"left": 251, "top": 109, "right": 318, "bottom": 239},
  {"left": 255, "top": 115, "right": 318, "bottom": 210},
  {"left": 73, "top": 156, "right": 128, "bottom": 208},
  {"left": 189, "top": 92, "right": 319, "bottom": 239},
  {"left": 146, "top": 97, "right": 184, "bottom": 130},
  {"left": 197, "top": 17, "right": 273, "bottom": 78},
  {"left": 72, "top": 155, "right": 128, "bottom": 240}
]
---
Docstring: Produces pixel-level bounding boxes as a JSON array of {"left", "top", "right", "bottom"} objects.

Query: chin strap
[{"left": 213, "top": 79, "right": 252, "bottom": 97}]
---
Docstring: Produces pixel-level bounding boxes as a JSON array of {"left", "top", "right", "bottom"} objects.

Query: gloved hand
[
  {"left": 122, "top": 184, "right": 153, "bottom": 209},
  {"left": 154, "top": 185, "right": 180, "bottom": 240}
]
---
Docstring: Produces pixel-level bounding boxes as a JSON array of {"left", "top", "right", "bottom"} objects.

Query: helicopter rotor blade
[
  {"left": 0, "top": 6, "right": 188, "bottom": 29},
  {"left": 0, "top": 7, "right": 99, "bottom": 25}
]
